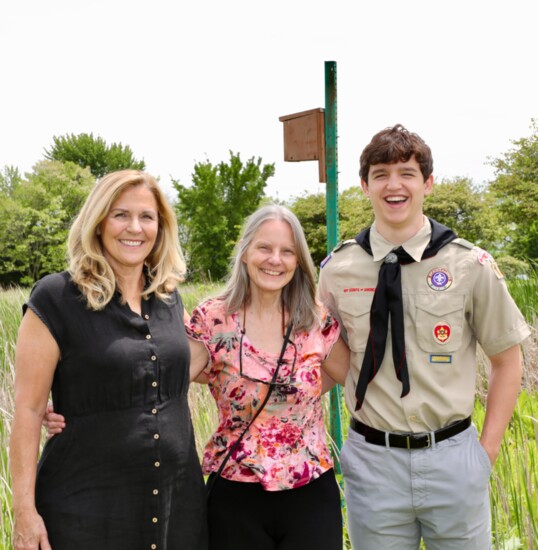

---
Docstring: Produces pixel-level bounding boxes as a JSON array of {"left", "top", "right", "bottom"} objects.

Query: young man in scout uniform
[{"left": 318, "top": 124, "right": 531, "bottom": 549}]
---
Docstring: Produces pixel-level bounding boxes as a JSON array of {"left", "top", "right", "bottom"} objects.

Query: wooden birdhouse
[{"left": 279, "top": 108, "right": 326, "bottom": 182}]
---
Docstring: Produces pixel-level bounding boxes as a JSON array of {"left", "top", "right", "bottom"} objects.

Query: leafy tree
[
  {"left": 290, "top": 187, "right": 373, "bottom": 268},
  {"left": 0, "top": 165, "right": 22, "bottom": 196},
  {"left": 290, "top": 192, "right": 327, "bottom": 267},
  {"left": 0, "top": 161, "right": 94, "bottom": 286},
  {"left": 44, "top": 132, "right": 145, "bottom": 178},
  {"left": 489, "top": 119, "right": 538, "bottom": 260},
  {"left": 424, "top": 177, "right": 502, "bottom": 251},
  {"left": 338, "top": 187, "right": 374, "bottom": 240},
  {"left": 174, "top": 152, "right": 274, "bottom": 281}
]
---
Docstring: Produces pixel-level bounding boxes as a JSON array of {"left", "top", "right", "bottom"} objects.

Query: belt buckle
[{"left": 406, "top": 433, "right": 431, "bottom": 449}]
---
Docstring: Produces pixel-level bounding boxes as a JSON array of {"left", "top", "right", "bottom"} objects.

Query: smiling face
[
  {"left": 361, "top": 156, "right": 433, "bottom": 243},
  {"left": 242, "top": 219, "right": 298, "bottom": 297},
  {"left": 100, "top": 185, "right": 159, "bottom": 275}
]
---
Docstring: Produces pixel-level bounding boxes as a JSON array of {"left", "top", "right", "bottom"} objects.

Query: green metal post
[{"left": 324, "top": 61, "right": 344, "bottom": 466}]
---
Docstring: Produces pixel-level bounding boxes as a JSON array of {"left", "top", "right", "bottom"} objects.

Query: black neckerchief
[{"left": 353, "top": 218, "right": 457, "bottom": 410}]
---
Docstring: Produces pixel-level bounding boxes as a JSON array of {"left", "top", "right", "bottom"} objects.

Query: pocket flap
[
  {"left": 338, "top": 295, "right": 372, "bottom": 318},
  {"left": 416, "top": 295, "right": 463, "bottom": 317}
]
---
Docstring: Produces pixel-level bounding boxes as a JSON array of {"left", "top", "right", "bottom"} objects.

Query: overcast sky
[{"left": 1, "top": 1, "right": 537, "bottom": 202}]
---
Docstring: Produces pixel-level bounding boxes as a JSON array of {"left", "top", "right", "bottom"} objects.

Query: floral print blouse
[{"left": 187, "top": 298, "right": 340, "bottom": 491}]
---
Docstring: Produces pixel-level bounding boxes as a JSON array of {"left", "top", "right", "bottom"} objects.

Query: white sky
[{"left": 1, "top": 0, "right": 537, "bottom": 203}]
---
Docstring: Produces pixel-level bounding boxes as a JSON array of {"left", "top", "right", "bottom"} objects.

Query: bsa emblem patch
[
  {"left": 433, "top": 323, "right": 451, "bottom": 344},
  {"left": 427, "top": 268, "right": 453, "bottom": 291}
]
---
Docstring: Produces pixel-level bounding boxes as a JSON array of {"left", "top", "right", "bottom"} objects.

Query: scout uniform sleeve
[{"left": 468, "top": 249, "right": 531, "bottom": 355}]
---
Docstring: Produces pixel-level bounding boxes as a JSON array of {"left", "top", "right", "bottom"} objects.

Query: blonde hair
[
  {"left": 68, "top": 169, "right": 185, "bottom": 310},
  {"left": 219, "top": 204, "right": 319, "bottom": 333}
]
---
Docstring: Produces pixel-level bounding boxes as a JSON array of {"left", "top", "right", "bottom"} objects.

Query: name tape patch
[{"left": 430, "top": 355, "right": 452, "bottom": 363}]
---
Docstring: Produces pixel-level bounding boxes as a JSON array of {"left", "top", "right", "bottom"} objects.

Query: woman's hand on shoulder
[
  {"left": 43, "top": 402, "right": 66, "bottom": 438},
  {"left": 13, "top": 508, "right": 51, "bottom": 550}
]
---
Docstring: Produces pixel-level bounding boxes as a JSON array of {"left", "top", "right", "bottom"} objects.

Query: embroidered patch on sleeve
[{"left": 476, "top": 249, "right": 504, "bottom": 279}]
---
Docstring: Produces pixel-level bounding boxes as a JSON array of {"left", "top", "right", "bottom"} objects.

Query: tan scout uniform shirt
[{"left": 318, "top": 218, "right": 531, "bottom": 433}]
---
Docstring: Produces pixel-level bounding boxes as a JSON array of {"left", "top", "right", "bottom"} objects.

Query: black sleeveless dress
[{"left": 26, "top": 272, "right": 207, "bottom": 550}]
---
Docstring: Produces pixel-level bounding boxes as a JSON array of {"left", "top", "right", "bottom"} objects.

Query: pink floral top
[{"left": 187, "top": 298, "right": 340, "bottom": 491}]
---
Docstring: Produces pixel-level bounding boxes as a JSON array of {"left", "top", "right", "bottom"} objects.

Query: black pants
[{"left": 207, "top": 468, "right": 342, "bottom": 550}]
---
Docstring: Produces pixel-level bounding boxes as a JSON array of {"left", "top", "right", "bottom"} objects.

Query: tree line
[{"left": 1, "top": 123, "right": 537, "bottom": 287}]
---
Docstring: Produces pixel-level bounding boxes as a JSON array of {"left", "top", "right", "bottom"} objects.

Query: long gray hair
[{"left": 218, "top": 204, "right": 319, "bottom": 333}]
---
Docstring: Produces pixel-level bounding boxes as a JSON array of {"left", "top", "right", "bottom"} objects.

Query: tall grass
[
  {"left": 508, "top": 275, "right": 538, "bottom": 326},
  {"left": 0, "top": 278, "right": 537, "bottom": 549},
  {"left": 0, "top": 288, "right": 28, "bottom": 549}
]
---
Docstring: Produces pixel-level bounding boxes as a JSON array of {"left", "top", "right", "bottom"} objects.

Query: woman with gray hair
[{"left": 187, "top": 204, "right": 349, "bottom": 550}]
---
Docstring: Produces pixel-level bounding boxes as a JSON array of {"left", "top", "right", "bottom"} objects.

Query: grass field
[{"left": 1, "top": 279, "right": 537, "bottom": 549}]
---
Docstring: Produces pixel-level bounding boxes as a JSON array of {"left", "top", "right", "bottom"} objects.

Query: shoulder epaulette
[
  {"left": 320, "top": 239, "right": 358, "bottom": 269},
  {"left": 452, "top": 237, "right": 475, "bottom": 250},
  {"left": 333, "top": 239, "right": 358, "bottom": 253}
]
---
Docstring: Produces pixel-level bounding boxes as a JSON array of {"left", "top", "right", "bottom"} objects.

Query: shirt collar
[{"left": 370, "top": 216, "right": 432, "bottom": 262}]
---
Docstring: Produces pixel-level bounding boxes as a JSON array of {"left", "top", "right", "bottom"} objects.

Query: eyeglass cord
[
  {"left": 206, "top": 322, "right": 293, "bottom": 500},
  {"left": 241, "top": 301, "right": 286, "bottom": 337}
]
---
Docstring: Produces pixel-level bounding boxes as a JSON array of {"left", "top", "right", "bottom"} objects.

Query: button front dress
[{"left": 26, "top": 272, "right": 207, "bottom": 550}]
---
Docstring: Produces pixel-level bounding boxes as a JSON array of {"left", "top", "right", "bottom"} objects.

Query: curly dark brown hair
[{"left": 360, "top": 124, "right": 433, "bottom": 183}]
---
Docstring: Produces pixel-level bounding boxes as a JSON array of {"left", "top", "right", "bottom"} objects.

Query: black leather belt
[{"left": 350, "top": 417, "right": 472, "bottom": 449}]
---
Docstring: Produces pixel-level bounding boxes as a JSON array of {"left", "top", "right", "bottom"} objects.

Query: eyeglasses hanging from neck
[{"left": 239, "top": 306, "right": 297, "bottom": 389}]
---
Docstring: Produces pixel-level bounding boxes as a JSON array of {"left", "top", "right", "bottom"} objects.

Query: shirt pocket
[
  {"left": 338, "top": 294, "right": 373, "bottom": 353},
  {"left": 415, "top": 294, "right": 464, "bottom": 352}
]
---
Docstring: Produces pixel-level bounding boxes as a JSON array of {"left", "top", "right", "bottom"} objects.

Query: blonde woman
[{"left": 10, "top": 170, "right": 207, "bottom": 550}]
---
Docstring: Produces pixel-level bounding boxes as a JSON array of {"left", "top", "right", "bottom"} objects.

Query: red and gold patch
[
  {"left": 476, "top": 248, "right": 504, "bottom": 279},
  {"left": 433, "top": 323, "right": 451, "bottom": 344}
]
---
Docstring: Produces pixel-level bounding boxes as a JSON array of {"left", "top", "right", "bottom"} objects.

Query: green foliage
[
  {"left": 425, "top": 177, "right": 502, "bottom": 251},
  {"left": 0, "top": 165, "right": 22, "bottom": 196},
  {"left": 180, "top": 282, "right": 222, "bottom": 314},
  {"left": 474, "top": 392, "right": 538, "bottom": 548},
  {"left": 0, "top": 161, "right": 94, "bottom": 286},
  {"left": 496, "top": 256, "right": 532, "bottom": 281},
  {"left": 511, "top": 219, "right": 538, "bottom": 261},
  {"left": 490, "top": 119, "right": 538, "bottom": 260},
  {"left": 507, "top": 273, "right": 538, "bottom": 323},
  {"left": 338, "top": 187, "right": 374, "bottom": 240},
  {"left": 44, "top": 132, "right": 145, "bottom": 178},
  {"left": 174, "top": 151, "right": 274, "bottom": 281},
  {"left": 290, "top": 187, "right": 373, "bottom": 267},
  {"left": 289, "top": 192, "right": 327, "bottom": 266}
]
